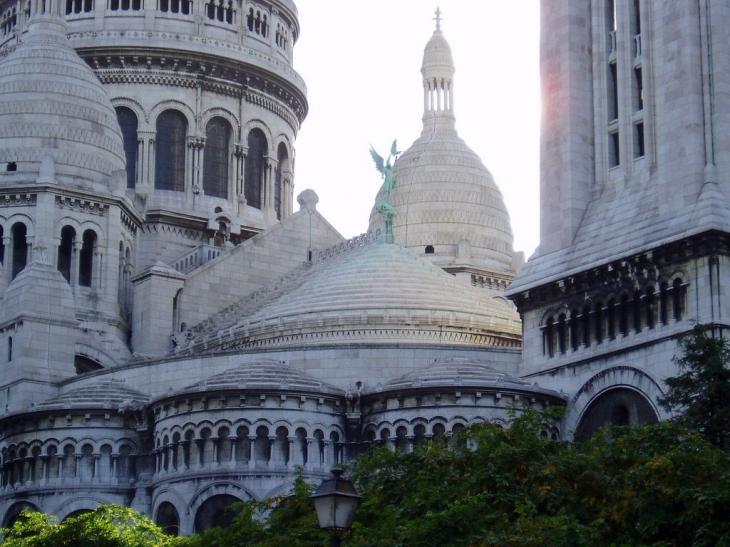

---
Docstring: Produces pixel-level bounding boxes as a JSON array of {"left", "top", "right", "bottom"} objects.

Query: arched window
[
  {"left": 116, "top": 107, "right": 138, "bottom": 189},
  {"left": 203, "top": 118, "right": 231, "bottom": 199},
  {"left": 672, "top": 278, "right": 685, "bottom": 320},
  {"left": 557, "top": 313, "right": 567, "bottom": 354},
  {"left": 155, "top": 110, "right": 187, "bottom": 192},
  {"left": 11, "top": 222, "right": 27, "bottom": 280},
  {"left": 79, "top": 229, "right": 96, "bottom": 287},
  {"left": 156, "top": 502, "right": 180, "bottom": 536},
  {"left": 244, "top": 129, "right": 267, "bottom": 209},
  {"left": 275, "top": 143, "right": 288, "bottom": 219},
  {"left": 57, "top": 226, "right": 75, "bottom": 282}
]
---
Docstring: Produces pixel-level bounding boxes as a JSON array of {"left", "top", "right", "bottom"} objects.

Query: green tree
[
  {"left": 659, "top": 323, "right": 730, "bottom": 450},
  {"left": 2, "top": 504, "right": 184, "bottom": 547},
  {"left": 184, "top": 407, "right": 730, "bottom": 547}
]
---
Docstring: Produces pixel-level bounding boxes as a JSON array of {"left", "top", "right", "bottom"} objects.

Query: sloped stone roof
[
  {"left": 183, "top": 241, "right": 521, "bottom": 354},
  {"left": 183, "top": 359, "right": 341, "bottom": 394},
  {"left": 37, "top": 381, "right": 149, "bottom": 408},
  {"left": 508, "top": 180, "right": 730, "bottom": 296},
  {"left": 384, "top": 356, "right": 530, "bottom": 390},
  {"left": 0, "top": 13, "right": 125, "bottom": 184}
]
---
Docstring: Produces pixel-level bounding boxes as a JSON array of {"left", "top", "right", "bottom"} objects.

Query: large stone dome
[
  {"left": 368, "top": 20, "right": 515, "bottom": 276},
  {"left": 183, "top": 240, "right": 521, "bottom": 354},
  {"left": 0, "top": 13, "right": 125, "bottom": 186}
]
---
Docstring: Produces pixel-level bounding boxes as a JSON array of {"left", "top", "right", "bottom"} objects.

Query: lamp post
[{"left": 311, "top": 468, "right": 363, "bottom": 547}]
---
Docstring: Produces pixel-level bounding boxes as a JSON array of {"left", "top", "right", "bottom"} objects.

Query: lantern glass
[{"left": 311, "top": 469, "right": 362, "bottom": 533}]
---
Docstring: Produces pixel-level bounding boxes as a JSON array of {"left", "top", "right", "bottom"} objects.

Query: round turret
[{"left": 0, "top": 9, "right": 125, "bottom": 187}]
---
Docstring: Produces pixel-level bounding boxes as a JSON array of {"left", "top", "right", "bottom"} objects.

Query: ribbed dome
[
  {"left": 0, "top": 14, "right": 125, "bottom": 185},
  {"left": 185, "top": 241, "right": 521, "bottom": 353},
  {"left": 385, "top": 356, "right": 528, "bottom": 390},
  {"left": 421, "top": 29, "right": 454, "bottom": 80},
  {"left": 369, "top": 14, "right": 514, "bottom": 275},
  {"left": 37, "top": 381, "right": 149, "bottom": 408},
  {"left": 375, "top": 134, "right": 514, "bottom": 272},
  {"left": 184, "top": 359, "right": 341, "bottom": 394}
]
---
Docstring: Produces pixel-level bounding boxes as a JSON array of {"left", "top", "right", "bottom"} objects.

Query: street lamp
[{"left": 311, "top": 468, "right": 363, "bottom": 547}]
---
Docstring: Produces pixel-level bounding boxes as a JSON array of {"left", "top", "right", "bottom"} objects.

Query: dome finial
[{"left": 434, "top": 6, "right": 442, "bottom": 31}]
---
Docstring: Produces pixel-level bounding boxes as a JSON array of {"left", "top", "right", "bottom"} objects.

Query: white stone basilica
[{"left": 0, "top": 0, "right": 727, "bottom": 537}]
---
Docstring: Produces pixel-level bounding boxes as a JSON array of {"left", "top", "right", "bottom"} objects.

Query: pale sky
[{"left": 292, "top": 1, "right": 541, "bottom": 257}]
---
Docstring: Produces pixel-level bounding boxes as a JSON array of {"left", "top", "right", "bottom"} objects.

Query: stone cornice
[
  {"left": 73, "top": 44, "right": 306, "bottom": 125},
  {"left": 510, "top": 230, "right": 730, "bottom": 313}
]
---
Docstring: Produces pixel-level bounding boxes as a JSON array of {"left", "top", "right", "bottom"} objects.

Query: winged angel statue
[{"left": 370, "top": 140, "right": 400, "bottom": 242}]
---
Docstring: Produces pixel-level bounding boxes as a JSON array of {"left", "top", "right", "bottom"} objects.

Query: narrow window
[
  {"left": 646, "top": 286, "right": 656, "bottom": 328},
  {"left": 619, "top": 293, "right": 629, "bottom": 335},
  {"left": 57, "top": 226, "right": 75, "bottom": 282},
  {"left": 608, "top": 0, "right": 617, "bottom": 31},
  {"left": 244, "top": 128, "right": 267, "bottom": 209},
  {"left": 11, "top": 222, "right": 27, "bottom": 280},
  {"left": 607, "top": 298, "right": 616, "bottom": 340},
  {"left": 634, "top": 67, "right": 644, "bottom": 111},
  {"left": 672, "top": 278, "right": 685, "bottom": 320},
  {"left": 0, "top": 225, "right": 4, "bottom": 265},
  {"left": 608, "top": 62, "right": 619, "bottom": 121},
  {"left": 594, "top": 302, "right": 604, "bottom": 343},
  {"left": 425, "top": 245, "right": 435, "bottom": 254},
  {"left": 569, "top": 309, "right": 580, "bottom": 351},
  {"left": 7, "top": 336, "right": 11, "bottom": 362},
  {"left": 203, "top": 118, "right": 231, "bottom": 199},
  {"left": 79, "top": 230, "right": 96, "bottom": 287},
  {"left": 116, "top": 107, "right": 138, "bottom": 188},
  {"left": 155, "top": 110, "right": 187, "bottom": 192},
  {"left": 609, "top": 131, "right": 620, "bottom": 167},
  {"left": 544, "top": 318, "right": 554, "bottom": 357},
  {"left": 275, "top": 143, "right": 289, "bottom": 220},
  {"left": 581, "top": 306, "right": 591, "bottom": 346},
  {"left": 634, "top": 123, "right": 645, "bottom": 158},
  {"left": 632, "top": 0, "right": 641, "bottom": 35},
  {"left": 557, "top": 313, "right": 567, "bottom": 354},
  {"left": 632, "top": 290, "right": 643, "bottom": 332},
  {"left": 659, "top": 282, "right": 669, "bottom": 324}
]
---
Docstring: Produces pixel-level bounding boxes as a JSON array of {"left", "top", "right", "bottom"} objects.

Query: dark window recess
[
  {"left": 244, "top": 128, "right": 267, "bottom": 209},
  {"left": 155, "top": 110, "right": 187, "bottom": 191},
  {"left": 203, "top": 118, "right": 231, "bottom": 199}
]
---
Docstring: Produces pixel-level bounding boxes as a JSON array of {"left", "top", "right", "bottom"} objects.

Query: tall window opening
[
  {"left": 57, "top": 226, "right": 75, "bottom": 282},
  {"left": 609, "top": 131, "right": 620, "bottom": 167},
  {"left": 608, "top": 62, "right": 619, "bottom": 121},
  {"left": 275, "top": 143, "right": 289, "bottom": 220},
  {"left": 79, "top": 229, "right": 96, "bottom": 287},
  {"left": 244, "top": 128, "right": 267, "bottom": 209},
  {"left": 116, "top": 107, "right": 138, "bottom": 188},
  {"left": 634, "top": 123, "right": 645, "bottom": 158},
  {"left": 0, "top": 225, "right": 5, "bottom": 265},
  {"left": 203, "top": 118, "right": 231, "bottom": 199},
  {"left": 11, "top": 222, "right": 27, "bottom": 280},
  {"left": 634, "top": 67, "right": 644, "bottom": 111},
  {"left": 608, "top": 0, "right": 617, "bottom": 31},
  {"left": 155, "top": 110, "right": 187, "bottom": 192}
]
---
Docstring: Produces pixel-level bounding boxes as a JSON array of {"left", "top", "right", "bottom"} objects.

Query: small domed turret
[{"left": 0, "top": 2, "right": 125, "bottom": 188}]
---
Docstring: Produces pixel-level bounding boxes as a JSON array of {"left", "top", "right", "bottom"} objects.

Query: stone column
[{"left": 248, "top": 436, "right": 256, "bottom": 469}]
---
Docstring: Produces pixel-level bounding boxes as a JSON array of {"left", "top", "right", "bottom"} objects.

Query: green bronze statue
[{"left": 370, "top": 140, "right": 400, "bottom": 243}]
